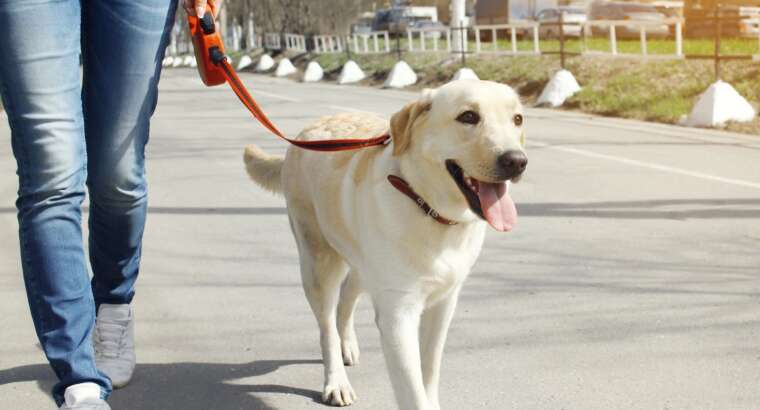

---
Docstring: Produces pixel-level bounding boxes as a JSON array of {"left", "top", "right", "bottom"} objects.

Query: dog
[{"left": 243, "top": 80, "right": 527, "bottom": 409}]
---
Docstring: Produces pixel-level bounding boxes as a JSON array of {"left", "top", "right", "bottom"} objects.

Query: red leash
[
  {"left": 188, "top": 10, "right": 390, "bottom": 152},
  {"left": 216, "top": 58, "right": 391, "bottom": 152}
]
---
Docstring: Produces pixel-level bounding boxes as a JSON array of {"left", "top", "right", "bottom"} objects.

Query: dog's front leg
[
  {"left": 420, "top": 286, "right": 461, "bottom": 410},
  {"left": 373, "top": 291, "right": 430, "bottom": 410}
]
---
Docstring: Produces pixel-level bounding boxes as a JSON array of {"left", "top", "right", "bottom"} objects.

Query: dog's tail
[{"left": 243, "top": 144, "right": 284, "bottom": 194}]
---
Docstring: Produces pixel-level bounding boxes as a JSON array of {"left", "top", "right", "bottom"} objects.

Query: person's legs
[
  {"left": 82, "top": 0, "right": 176, "bottom": 306},
  {"left": 0, "top": 0, "right": 111, "bottom": 405}
]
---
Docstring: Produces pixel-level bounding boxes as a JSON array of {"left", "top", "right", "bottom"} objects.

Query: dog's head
[{"left": 390, "top": 80, "right": 527, "bottom": 232}]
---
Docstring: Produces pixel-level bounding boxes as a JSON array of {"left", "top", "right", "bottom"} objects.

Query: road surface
[{"left": 1, "top": 69, "right": 759, "bottom": 410}]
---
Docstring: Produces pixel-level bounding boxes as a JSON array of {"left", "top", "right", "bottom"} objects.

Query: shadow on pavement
[{"left": 0, "top": 359, "right": 323, "bottom": 410}]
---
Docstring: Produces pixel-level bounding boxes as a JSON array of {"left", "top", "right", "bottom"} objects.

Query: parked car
[
  {"left": 589, "top": 2, "right": 670, "bottom": 38},
  {"left": 351, "top": 23, "right": 374, "bottom": 36},
  {"left": 351, "top": 13, "right": 376, "bottom": 36},
  {"left": 740, "top": 16, "right": 760, "bottom": 37},
  {"left": 740, "top": 6, "right": 760, "bottom": 37},
  {"left": 535, "top": 7, "right": 588, "bottom": 38},
  {"left": 407, "top": 20, "right": 447, "bottom": 39},
  {"left": 372, "top": 7, "right": 438, "bottom": 34}
]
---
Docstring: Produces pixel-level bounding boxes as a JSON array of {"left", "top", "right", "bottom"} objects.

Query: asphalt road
[{"left": 1, "top": 69, "right": 759, "bottom": 410}]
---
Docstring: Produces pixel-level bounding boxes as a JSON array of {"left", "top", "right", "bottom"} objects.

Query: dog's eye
[
  {"left": 513, "top": 114, "right": 524, "bottom": 127},
  {"left": 456, "top": 111, "right": 480, "bottom": 125}
]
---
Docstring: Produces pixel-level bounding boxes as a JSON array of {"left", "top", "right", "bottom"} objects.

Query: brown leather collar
[{"left": 387, "top": 175, "right": 458, "bottom": 226}]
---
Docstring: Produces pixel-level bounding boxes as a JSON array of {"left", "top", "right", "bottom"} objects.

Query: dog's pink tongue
[{"left": 477, "top": 181, "right": 517, "bottom": 232}]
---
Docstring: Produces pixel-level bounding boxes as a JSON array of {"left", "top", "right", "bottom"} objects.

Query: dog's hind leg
[
  {"left": 420, "top": 286, "right": 461, "bottom": 410},
  {"left": 290, "top": 216, "right": 357, "bottom": 407},
  {"left": 372, "top": 291, "right": 430, "bottom": 410},
  {"left": 337, "top": 270, "right": 362, "bottom": 366}
]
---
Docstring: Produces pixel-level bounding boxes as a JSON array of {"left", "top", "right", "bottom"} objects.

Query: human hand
[{"left": 183, "top": 0, "right": 221, "bottom": 17}]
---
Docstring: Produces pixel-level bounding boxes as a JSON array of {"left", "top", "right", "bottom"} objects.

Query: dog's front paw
[
  {"left": 341, "top": 334, "right": 360, "bottom": 366},
  {"left": 323, "top": 377, "right": 357, "bottom": 407}
]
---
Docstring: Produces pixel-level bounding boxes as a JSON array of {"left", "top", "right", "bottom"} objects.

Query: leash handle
[{"left": 188, "top": 3, "right": 226, "bottom": 87}]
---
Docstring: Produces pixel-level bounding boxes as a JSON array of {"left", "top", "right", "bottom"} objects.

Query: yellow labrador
[{"left": 243, "top": 80, "right": 527, "bottom": 409}]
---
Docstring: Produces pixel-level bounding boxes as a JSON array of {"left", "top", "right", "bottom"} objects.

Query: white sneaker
[
  {"left": 93, "top": 304, "right": 136, "bottom": 388},
  {"left": 59, "top": 383, "right": 110, "bottom": 409}
]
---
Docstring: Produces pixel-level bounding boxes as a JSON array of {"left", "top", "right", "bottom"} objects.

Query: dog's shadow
[{"left": 0, "top": 359, "right": 323, "bottom": 410}]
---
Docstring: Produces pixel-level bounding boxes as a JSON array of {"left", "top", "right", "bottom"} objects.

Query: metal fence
[{"left": 166, "top": 10, "right": 760, "bottom": 74}]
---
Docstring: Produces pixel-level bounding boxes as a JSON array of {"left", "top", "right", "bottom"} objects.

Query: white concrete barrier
[
  {"left": 172, "top": 56, "right": 184, "bottom": 68},
  {"left": 182, "top": 55, "right": 195, "bottom": 67},
  {"left": 683, "top": 81, "right": 756, "bottom": 127},
  {"left": 383, "top": 61, "right": 418, "bottom": 89},
  {"left": 162, "top": 56, "right": 174, "bottom": 68},
  {"left": 237, "top": 55, "right": 254, "bottom": 71},
  {"left": 536, "top": 69, "right": 581, "bottom": 107},
  {"left": 256, "top": 54, "right": 275, "bottom": 72},
  {"left": 303, "top": 61, "right": 324, "bottom": 83},
  {"left": 338, "top": 60, "right": 366, "bottom": 85},
  {"left": 275, "top": 58, "right": 297, "bottom": 77},
  {"left": 452, "top": 68, "right": 479, "bottom": 81}
]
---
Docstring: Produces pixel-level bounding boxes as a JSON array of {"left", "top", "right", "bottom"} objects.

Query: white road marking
[{"left": 532, "top": 141, "right": 760, "bottom": 191}]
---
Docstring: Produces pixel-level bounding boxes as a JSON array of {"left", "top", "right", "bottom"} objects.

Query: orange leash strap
[
  {"left": 189, "top": 9, "right": 390, "bottom": 152},
  {"left": 216, "top": 58, "right": 391, "bottom": 152}
]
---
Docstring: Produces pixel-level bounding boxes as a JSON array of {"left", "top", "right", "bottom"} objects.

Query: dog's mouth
[{"left": 445, "top": 160, "right": 517, "bottom": 232}]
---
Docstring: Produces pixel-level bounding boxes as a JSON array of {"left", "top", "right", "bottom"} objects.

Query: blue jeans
[{"left": 0, "top": 0, "right": 176, "bottom": 404}]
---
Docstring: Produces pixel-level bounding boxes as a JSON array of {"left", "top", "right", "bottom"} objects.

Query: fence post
[
  {"left": 384, "top": 32, "right": 390, "bottom": 53},
  {"left": 533, "top": 24, "right": 540, "bottom": 53},
  {"left": 640, "top": 26, "right": 647, "bottom": 56},
  {"left": 408, "top": 30, "right": 414, "bottom": 52},
  {"left": 714, "top": 5, "right": 721, "bottom": 81},
  {"left": 475, "top": 28, "right": 481, "bottom": 53},
  {"left": 581, "top": 23, "right": 588, "bottom": 53},
  {"left": 396, "top": 31, "right": 402, "bottom": 61},
  {"left": 492, "top": 28, "right": 498, "bottom": 52},
  {"left": 559, "top": 12, "right": 566, "bottom": 68},
  {"left": 511, "top": 27, "right": 517, "bottom": 53},
  {"left": 610, "top": 24, "right": 617, "bottom": 55},
  {"left": 459, "top": 21, "right": 467, "bottom": 67},
  {"left": 676, "top": 21, "right": 683, "bottom": 57}
]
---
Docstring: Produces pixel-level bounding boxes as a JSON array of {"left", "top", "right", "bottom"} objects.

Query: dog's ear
[{"left": 390, "top": 99, "right": 432, "bottom": 156}]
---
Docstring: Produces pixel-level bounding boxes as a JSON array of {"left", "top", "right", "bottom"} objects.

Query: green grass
[
  {"left": 369, "top": 35, "right": 759, "bottom": 56},
  {"left": 484, "top": 37, "right": 759, "bottom": 56}
]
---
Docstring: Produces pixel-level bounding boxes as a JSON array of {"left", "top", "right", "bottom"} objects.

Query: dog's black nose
[{"left": 498, "top": 150, "right": 528, "bottom": 177}]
